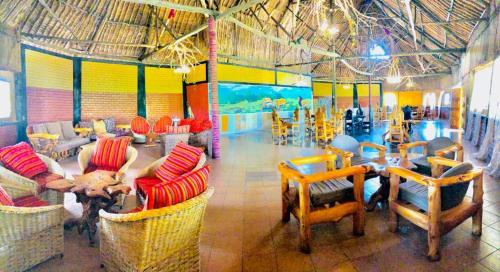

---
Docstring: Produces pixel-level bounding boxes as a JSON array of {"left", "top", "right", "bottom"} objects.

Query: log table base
[{"left": 47, "top": 171, "right": 131, "bottom": 246}]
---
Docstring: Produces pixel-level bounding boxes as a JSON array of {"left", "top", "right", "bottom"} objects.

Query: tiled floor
[{"left": 33, "top": 121, "right": 499, "bottom": 271}]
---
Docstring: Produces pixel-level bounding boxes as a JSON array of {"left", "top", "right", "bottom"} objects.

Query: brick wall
[
  {"left": 0, "top": 125, "right": 17, "bottom": 147},
  {"left": 81, "top": 61, "right": 137, "bottom": 124},
  {"left": 25, "top": 49, "right": 73, "bottom": 124},
  {"left": 146, "top": 93, "right": 183, "bottom": 120},
  {"left": 145, "top": 67, "right": 183, "bottom": 121}
]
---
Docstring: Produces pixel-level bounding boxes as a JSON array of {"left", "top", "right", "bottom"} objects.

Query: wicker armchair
[
  {"left": 0, "top": 154, "right": 65, "bottom": 205},
  {"left": 99, "top": 187, "right": 214, "bottom": 272},
  {"left": 78, "top": 145, "right": 138, "bottom": 182},
  {"left": 0, "top": 182, "right": 64, "bottom": 272},
  {"left": 135, "top": 153, "right": 207, "bottom": 205},
  {"left": 278, "top": 154, "right": 370, "bottom": 253},
  {"left": 386, "top": 157, "right": 483, "bottom": 261}
]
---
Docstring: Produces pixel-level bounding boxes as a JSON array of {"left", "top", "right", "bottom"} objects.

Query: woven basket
[
  {"left": 159, "top": 133, "right": 191, "bottom": 156},
  {"left": 99, "top": 187, "right": 214, "bottom": 272}
]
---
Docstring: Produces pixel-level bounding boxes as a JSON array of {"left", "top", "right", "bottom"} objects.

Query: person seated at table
[
  {"left": 403, "top": 105, "right": 413, "bottom": 133},
  {"left": 356, "top": 107, "right": 364, "bottom": 117}
]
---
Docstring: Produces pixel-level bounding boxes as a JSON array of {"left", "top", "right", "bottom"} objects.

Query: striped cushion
[
  {"left": 164, "top": 125, "right": 190, "bottom": 134},
  {"left": 153, "top": 116, "right": 173, "bottom": 134},
  {"left": 13, "top": 195, "right": 49, "bottom": 207},
  {"left": 147, "top": 165, "right": 209, "bottom": 209},
  {"left": 0, "top": 184, "right": 14, "bottom": 206},
  {"left": 155, "top": 142, "right": 203, "bottom": 182},
  {"left": 90, "top": 137, "right": 131, "bottom": 171},
  {"left": 0, "top": 142, "right": 48, "bottom": 178},
  {"left": 131, "top": 116, "right": 150, "bottom": 135},
  {"left": 32, "top": 172, "right": 64, "bottom": 192}
]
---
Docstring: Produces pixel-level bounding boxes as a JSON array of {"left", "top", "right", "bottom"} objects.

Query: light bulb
[
  {"left": 174, "top": 65, "right": 190, "bottom": 74},
  {"left": 387, "top": 76, "right": 402, "bottom": 84},
  {"left": 328, "top": 25, "right": 339, "bottom": 35},
  {"left": 343, "top": 84, "right": 349, "bottom": 89},
  {"left": 319, "top": 20, "right": 328, "bottom": 31}
]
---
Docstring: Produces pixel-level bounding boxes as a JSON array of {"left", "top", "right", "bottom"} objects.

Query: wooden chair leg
[
  {"left": 298, "top": 183, "right": 311, "bottom": 254},
  {"left": 427, "top": 231, "right": 441, "bottom": 261},
  {"left": 299, "top": 220, "right": 311, "bottom": 254},
  {"left": 353, "top": 174, "right": 365, "bottom": 236},
  {"left": 472, "top": 207, "right": 482, "bottom": 236},
  {"left": 388, "top": 174, "right": 400, "bottom": 232},
  {"left": 281, "top": 177, "right": 290, "bottom": 223},
  {"left": 427, "top": 182, "right": 441, "bottom": 262}
]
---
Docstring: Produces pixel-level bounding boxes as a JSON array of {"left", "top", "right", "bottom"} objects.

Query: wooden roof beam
[
  {"left": 36, "top": 0, "right": 81, "bottom": 42},
  {"left": 122, "top": 0, "right": 218, "bottom": 16}
]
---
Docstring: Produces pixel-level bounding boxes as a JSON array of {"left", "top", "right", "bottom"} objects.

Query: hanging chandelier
[{"left": 386, "top": 58, "right": 402, "bottom": 84}]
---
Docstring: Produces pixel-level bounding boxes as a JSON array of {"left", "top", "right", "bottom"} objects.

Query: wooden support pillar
[
  {"left": 353, "top": 82, "right": 359, "bottom": 108},
  {"left": 137, "top": 64, "right": 146, "bottom": 118},
  {"left": 332, "top": 57, "right": 337, "bottom": 110},
  {"left": 16, "top": 46, "right": 28, "bottom": 142},
  {"left": 208, "top": 16, "right": 221, "bottom": 159},
  {"left": 368, "top": 75, "right": 372, "bottom": 129},
  {"left": 73, "top": 58, "right": 82, "bottom": 125}
]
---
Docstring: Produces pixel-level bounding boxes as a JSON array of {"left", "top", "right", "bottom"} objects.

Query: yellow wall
[
  {"left": 25, "top": 49, "right": 73, "bottom": 90},
  {"left": 217, "top": 63, "right": 275, "bottom": 84},
  {"left": 383, "top": 91, "right": 423, "bottom": 107},
  {"left": 145, "top": 67, "right": 183, "bottom": 94},
  {"left": 186, "top": 63, "right": 207, "bottom": 83},
  {"left": 357, "top": 84, "right": 381, "bottom": 97},
  {"left": 335, "top": 84, "right": 354, "bottom": 97},
  {"left": 313, "top": 82, "right": 332, "bottom": 96},
  {"left": 82, "top": 61, "right": 137, "bottom": 93},
  {"left": 276, "top": 71, "right": 311, "bottom": 87}
]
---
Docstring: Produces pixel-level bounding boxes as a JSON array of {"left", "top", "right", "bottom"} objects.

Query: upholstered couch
[
  {"left": 78, "top": 118, "right": 131, "bottom": 141},
  {"left": 27, "top": 121, "right": 90, "bottom": 161}
]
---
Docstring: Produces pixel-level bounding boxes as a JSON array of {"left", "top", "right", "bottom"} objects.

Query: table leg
[{"left": 366, "top": 175, "right": 391, "bottom": 212}]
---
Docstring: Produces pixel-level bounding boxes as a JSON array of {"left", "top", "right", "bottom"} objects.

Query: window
[
  {"left": 442, "top": 93, "right": 451, "bottom": 106},
  {"left": 383, "top": 92, "right": 397, "bottom": 110},
  {"left": 470, "top": 63, "right": 493, "bottom": 113},
  {"left": 0, "top": 79, "right": 12, "bottom": 119},
  {"left": 369, "top": 44, "right": 390, "bottom": 60},
  {"left": 423, "top": 93, "right": 436, "bottom": 108},
  {"left": 488, "top": 56, "right": 500, "bottom": 118}
]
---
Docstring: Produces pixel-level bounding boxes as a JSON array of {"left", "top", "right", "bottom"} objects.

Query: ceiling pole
[
  {"left": 121, "top": 0, "right": 217, "bottom": 15},
  {"left": 208, "top": 16, "right": 220, "bottom": 159},
  {"left": 36, "top": 0, "right": 81, "bottom": 43}
]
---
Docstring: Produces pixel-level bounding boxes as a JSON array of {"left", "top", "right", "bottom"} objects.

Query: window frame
[{"left": 0, "top": 74, "right": 16, "bottom": 122}]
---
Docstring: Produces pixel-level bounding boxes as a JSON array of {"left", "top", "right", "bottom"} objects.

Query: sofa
[
  {"left": 78, "top": 118, "right": 131, "bottom": 141},
  {"left": 27, "top": 121, "right": 90, "bottom": 161}
]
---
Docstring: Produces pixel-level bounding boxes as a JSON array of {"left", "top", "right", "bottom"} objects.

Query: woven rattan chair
[
  {"left": 99, "top": 187, "right": 214, "bottom": 272},
  {"left": 0, "top": 182, "right": 64, "bottom": 272},
  {"left": 0, "top": 153, "right": 65, "bottom": 205}
]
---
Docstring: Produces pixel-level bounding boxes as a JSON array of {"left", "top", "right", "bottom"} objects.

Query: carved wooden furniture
[
  {"left": 331, "top": 111, "right": 345, "bottom": 136},
  {"left": 399, "top": 137, "right": 463, "bottom": 176},
  {"left": 46, "top": 171, "right": 131, "bottom": 246},
  {"left": 386, "top": 157, "right": 483, "bottom": 261},
  {"left": 278, "top": 154, "right": 370, "bottom": 253},
  {"left": 314, "top": 108, "right": 334, "bottom": 144},
  {"left": 327, "top": 135, "right": 387, "bottom": 169},
  {"left": 0, "top": 182, "right": 64, "bottom": 272},
  {"left": 99, "top": 187, "right": 214, "bottom": 272},
  {"left": 271, "top": 110, "right": 288, "bottom": 145},
  {"left": 383, "top": 110, "right": 408, "bottom": 144},
  {"left": 0, "top": 153, "right": 65, "bottom": 205}
]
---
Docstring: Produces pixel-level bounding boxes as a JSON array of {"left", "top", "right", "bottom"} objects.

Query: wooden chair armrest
[
  {"left": 297, "top": 165, "right": 370, "bottom": 184},
  {"left": 278, "top": 162, "right": 306, "bottom": 180},
  {"left": 386, "top": 166, "right": 431, "bottom": 186},
  {"left": 289, "top": 154, "right": 337, "bottom": 166},
  {"left": 325, "top": 146, "right": 354, "bottom": 168},
  {"left": 359, "top": 142, "right": 386, "bottom": 158},
  {"left": 435, "top": 143, "right": 463, "bottom": 157},
  {"left": 398, "top": 141, "right": 427, "bottom": 158},
  {"left": 437, "top": 169, "right": 483, "bottom": 186},
  {"left": 427, "top": 156, "right": 461, "bottom": 168}
]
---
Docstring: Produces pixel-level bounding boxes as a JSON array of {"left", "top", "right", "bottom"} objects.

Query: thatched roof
[{"left": 0, "top": 0, "right": 491, "bottom": 81}]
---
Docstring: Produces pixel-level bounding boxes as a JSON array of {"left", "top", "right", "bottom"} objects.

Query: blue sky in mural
[{"left": 219, "top": 83, "right": 313, "bottom": 114}]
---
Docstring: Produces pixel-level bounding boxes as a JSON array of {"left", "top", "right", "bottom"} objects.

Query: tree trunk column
[{"left": 208, "top": 16, "right": 221, "bottom": 159}]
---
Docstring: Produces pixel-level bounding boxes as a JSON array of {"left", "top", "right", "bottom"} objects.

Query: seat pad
[
  {"left": 135, "top": 176, "right": 162, "bottom": 197},
  {"left": 32, "top": 172, "right": 64, "bottom": 192},
  {"left": 13, "top": 195, "right": 49, "bottom": 207},
  {"left": 84, "top": 164, "right": 119, "bottom": 174},
  {"left": 296, "top": 177, "right": 354, "bottom": 207}
]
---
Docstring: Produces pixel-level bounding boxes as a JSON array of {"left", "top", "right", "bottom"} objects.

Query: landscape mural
[{"left": 218, "top": 83, "right": 313, "bottom": 114}]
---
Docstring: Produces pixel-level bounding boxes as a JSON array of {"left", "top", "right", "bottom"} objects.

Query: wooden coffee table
[
  {"left": 46, "top": 170, "right": 131, "bottom": 246},
  {"left": 364, "top": 153, "right": 418, "bottom": 211}
]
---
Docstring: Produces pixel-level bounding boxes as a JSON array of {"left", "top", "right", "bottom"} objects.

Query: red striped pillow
[
  {"left": 0, "top": 142, "right": 48, "bottom": 179},
  {"left": 147, "top": 165, "right": 209, "bottom": 209},
  {"left": 164, "top": 125, "right": 190, "bottom": 134},
  {"left": 0, "top": 184, "right": 14, "bottom": 206},
  {"left": 90, "top": 137, "right": 131, "bottom": 171},
  {"left": 155, "top": 142, "right": 203, "bottom": 182}
]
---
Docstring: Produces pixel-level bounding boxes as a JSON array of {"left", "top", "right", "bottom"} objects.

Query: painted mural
[{"left": 218, "top": 83, "right": 313, "bottom": 114}]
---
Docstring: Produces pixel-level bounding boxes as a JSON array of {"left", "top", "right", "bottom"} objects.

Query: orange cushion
[
  {"left": 13, "top": 195, "right": 49, "bottom": 207},
  {"left": 32, "top": 172, "right": 64, "bottom": 192},
  {"left": 153, "top": 116, "right": 173, "bottom": 134},
  {"left": 0, "top": 142, "right": 48, "bottom": 178},
  {"left": 131, "top": 116, "right": 150, "bottom": 135},
  {"left": 90, "top": 137, "right": 131, "bottom": 171},
  {"left": 154, "top": 142, "right": 203, "bottom": 183},
  {"left": 147, "top": 165, "right": 209, "bottom": 209},
  {"left": 0, "top": 184, "right": 14, "bottom": 206}
]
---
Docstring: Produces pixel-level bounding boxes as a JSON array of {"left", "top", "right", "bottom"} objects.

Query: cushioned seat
[
  {"left": 411, "top": 137, "right": 455, "bottom": 175},
  {"left": 135, "top": 176, "right": 162, "bottom": 196},
  {"left": 13, "top": 195, "right": 49, "bottom": 207},
  {"left": 398, "top": 162, "right": 473, "bottom": 211},
  {"left": 308, "top": 178, "right": 353, "bottom": 206},
  {"left": 32, "top": 172, "right": 64, "bottom": 192}
]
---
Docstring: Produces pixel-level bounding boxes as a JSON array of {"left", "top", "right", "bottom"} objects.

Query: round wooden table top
[{"left": 46, "top": 170, "right": 131, "bottom": 199}]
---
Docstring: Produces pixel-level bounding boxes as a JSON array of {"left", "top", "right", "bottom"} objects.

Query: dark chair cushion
[
  {"left": 411, "top": 156, "right": 432, "bottom": 176},
  {"left": 398, "top": 162, "right": 473, "bottom": 211},
  {"left": 308, "top": 177, "right": 354, "bottom": 206},
  {"left": 331, "top": 135, "right": 360, "bottom": 168}
]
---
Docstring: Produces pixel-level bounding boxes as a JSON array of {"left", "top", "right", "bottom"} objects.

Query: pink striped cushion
[
  {"left": 164, "top": 125, "right": 190, "bottom": 134},
  {"left": 13, "top": 195, "right": 49, "bottom": 207},
  {"left": 154, "top": 142, "right": 203, "bottom": 182},
  {"left": 147, "top": 165, "right": 209, "bottom": 209},
  {"left": 0, "top": 142, "right": 48, "bottom": 179},
  {"left": 90, "top": 137, "right": 131, "bottom": 171},
  {"left": 0, "top": 184, "right": 14, "bottom": 206}
]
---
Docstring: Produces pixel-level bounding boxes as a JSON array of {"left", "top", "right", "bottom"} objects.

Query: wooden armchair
[
  {"left": 386, "top": 157, "right": 483, "bottom": 261},
  {"left": 399, "top": 137, "right": 463, "bottom": 176},
  {"left": 271, "top": 111, "right": 288, "bottom": 145},
  {"left": 315, "top": 109, "right": 334, "bottom": 144},
  {"left": 278, "top": 154, "right": 370, "bottom": 253}
]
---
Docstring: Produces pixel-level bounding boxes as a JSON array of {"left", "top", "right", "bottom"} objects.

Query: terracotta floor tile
[
  {"left": 479, "top": 250, "right": 500, "bottom": 272},
  {"left": 242, "top": 252, "right": 278, "bottom": 272},
  {"left": 276, "top": 250, "right": 315, "bottom": 272}
]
